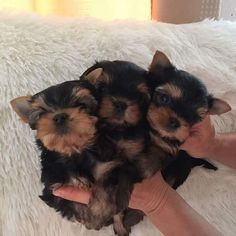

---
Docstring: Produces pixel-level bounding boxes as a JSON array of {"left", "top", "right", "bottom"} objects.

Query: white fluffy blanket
[{"left": 0, "top": 12, "right": 236, "bottom": 236}]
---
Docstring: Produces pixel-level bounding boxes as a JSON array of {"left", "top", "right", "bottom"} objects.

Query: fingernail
[{"left": 53, "top": 189, "right": 62, "bottom": 196}]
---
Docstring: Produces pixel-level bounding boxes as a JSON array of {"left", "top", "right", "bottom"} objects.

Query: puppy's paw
[
  {"left": 123, "top": 209, "right": 144, "bottom": 228},
  {"left": 84, "top": 221, "right": 103, "bottom": 231},
  {"left": 113, "top": 213, "right": 130, "bottom": 236}
]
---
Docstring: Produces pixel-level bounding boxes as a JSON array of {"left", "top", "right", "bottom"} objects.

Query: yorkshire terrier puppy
[
  {"left": 81, "top": 60, "right": 151, "bottom": 157},
  {"left": 147, "top": 51, "right": 231, "bottom": 189},
  {"left": 81, "top": 61, "right": 165, "bottom": 235},
  {"left": 10, "top": 80, "right": 126, "bottom": 233}
]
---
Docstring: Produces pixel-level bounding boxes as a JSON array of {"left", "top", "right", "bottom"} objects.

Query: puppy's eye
[
  {"left": 157, "top": 93, "right": 171, "bottom": 105},
  {"left": 99, "top": 84, "right": 107, "bottom": 94}
]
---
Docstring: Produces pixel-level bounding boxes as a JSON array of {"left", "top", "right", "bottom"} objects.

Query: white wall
[
  {"left": 220, "top": 0, "right": 236, "bottom": 20},
  {"left": 152, "top": 0, "right": 236, "bottom": 23}
]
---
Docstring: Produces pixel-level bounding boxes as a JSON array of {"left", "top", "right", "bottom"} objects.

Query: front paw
[
  {"left": 86, "top": 201, "right": 116, "bottom": 232},
  {"left": 84, "top": 220, "right": 103, "bottom": 231},
  {"left": 113, "top": 213, "right": 130, "bottom": 236}
]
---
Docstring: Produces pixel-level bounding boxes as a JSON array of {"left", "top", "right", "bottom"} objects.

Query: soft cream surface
[{"left": 0, "top": 12, "right": 236, "bottom": 236}]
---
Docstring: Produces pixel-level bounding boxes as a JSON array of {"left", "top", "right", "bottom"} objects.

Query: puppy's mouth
[
  {"left": 38, "top": 128, "right": 96, "bottom": 155},
  {"left": 99, "top": 97, "right": 142, "bottom": 127},
  {"left": 107, "top": 117, "right": 130, "bottom": 126},
  {"left": 151, "top": 124, "right": 189, "bottom": 143},
  {"left": 147, "top": 106, "right": 190, "bottom": 143},
  {"left": 150, "top": 126, "right": 183, "bottom": 145},
  {"left": 36, "top": 109, "right": 97, "bottom": 155}
]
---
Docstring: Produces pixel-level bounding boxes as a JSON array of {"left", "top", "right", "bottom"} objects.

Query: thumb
[
  {"left": 53, "top": 186, "right": 91, "bottom": 204},
  {"left": 180, "top": 138, "right": 193, "bottom": 150},
  {"left": 180, "top": 129, "right": 200, "bottom": 150}
]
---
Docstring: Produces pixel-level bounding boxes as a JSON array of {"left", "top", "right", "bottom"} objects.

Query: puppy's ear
[
  {"left": 82, "top": 68, "right": 110, "bottom": 85},
  {"left": 10, "top": 96, "right": 32, "bottom": 123},
  {"left": 208, "top": 97, "right": 231, "bottom": 115},
  {"left": 149, "top": 50, "right": 173, "bottom": 73}
]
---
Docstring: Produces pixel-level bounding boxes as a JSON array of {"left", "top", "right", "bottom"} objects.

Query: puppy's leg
[
  {"left": 123, "top": 209, "right": 145, "bottom": 229},
  {"left": 40, "top": 187, "right": 78, "bottom": 221},
  {"left": 87, "top": 167, "right": 135, "bottom": 231},
  {"left": 162, "top": 151, "right": 217, "bottom": 189},
  {"left": 113, "top": 212, "right": 129, "bottom": 236},
  {"left": 112, "top": 167, "right": 141, "bottom": 236},
  {"left": 137, "top": 145, "right": 166, "bottom": 179},
  {"left": 84, "top": 184, "right": 117, "bottom": 230},
  {"left": 113, "top": 209, "right": 145, "bottom": 236}
]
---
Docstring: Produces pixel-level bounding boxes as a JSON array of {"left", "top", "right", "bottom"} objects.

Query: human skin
[{"left": 180, "top": 116, "right": 236, "bottom": 169}]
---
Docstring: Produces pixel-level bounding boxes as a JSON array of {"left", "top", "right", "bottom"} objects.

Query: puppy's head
[
  {"left": 148, "top": 51, "right": 231, "bottom": 144},
  {"left": 11, "top": 80, "right": 98, "bottom": 156},
  {"left": 81, "top": 61, "right": 150, "bottom": 128}
]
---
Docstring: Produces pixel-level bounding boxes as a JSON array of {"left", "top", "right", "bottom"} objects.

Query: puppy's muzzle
[{"left": 53, "top": 113, "right": 69, "bottom": 126}]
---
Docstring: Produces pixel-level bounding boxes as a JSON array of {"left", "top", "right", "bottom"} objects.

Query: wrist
[
  {"left": 207, "top": 134, "right": 221, "bottom": 160},
  {"left": 130, "top": 173, "right": 170, "bottom": 214},
  {"left": 143, "top": 179, "right": 170, "bottom": 216}
]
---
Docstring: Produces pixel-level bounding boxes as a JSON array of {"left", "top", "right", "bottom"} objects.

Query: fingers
[
  {"left": 191, "top": 116, "right": 211, "bottom": 131},
  {"left": 180, "top": 116, "right": 211, "bottom": 150},
  {"left": 53, "top": 186, "right": 91, "bottom": 204},
  {"left": 180, "top": 141, "right": 189, "bottom": 150},
  {"left": 180, "top": 134, "right": 197, "bottom": 150}
]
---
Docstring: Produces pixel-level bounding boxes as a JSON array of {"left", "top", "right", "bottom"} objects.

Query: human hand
[
  {"left": 53, "top": 172, "right": 223, "bottom": 235},
  {"left": 53, "top": 172, "right": 169, "bottom": 215},
  {"left": 180, "top": 116, "right": 216, "bottom": 158}
]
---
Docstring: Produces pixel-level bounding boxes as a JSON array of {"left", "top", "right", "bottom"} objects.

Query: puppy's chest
[
  {"left": 108, "top": 128, "right": 149, "bottom": 159},
  {"left": 116, "top": 138, "right": 145, "bottom": 158},
  {"left": 40, "top": 149, "right": 96, "bottom": 188}
]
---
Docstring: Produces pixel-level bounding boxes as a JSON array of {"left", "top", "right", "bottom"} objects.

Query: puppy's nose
[
  {"left": 113, "top": 101, "right": 127, "bottom": 112},
  {"left": 168, "top": 118, "right": 180, "bottom": 130},
  {"left": 53, "top": 113, "right": 69, "bottom": 125}
]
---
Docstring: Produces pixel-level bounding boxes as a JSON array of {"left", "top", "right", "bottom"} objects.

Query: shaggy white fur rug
[{"left": 0, "top": 12, "right": 236, "bottom": 236}]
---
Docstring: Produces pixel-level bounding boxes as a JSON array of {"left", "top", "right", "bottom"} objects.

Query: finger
[
  {"left": 53, "top": 186, "right": 91, "bottom": 204},
  {"left": 180, "top": 138, "right": 195, "bottom": 150},
  {"left": 191, "top": 116, "right": 210, "bottom": 130}
]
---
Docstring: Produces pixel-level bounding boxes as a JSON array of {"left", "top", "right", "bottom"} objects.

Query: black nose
[
  {"left": 53, "top": 113, "right": 69, "bottom": 125},
  {"left": 113, "top": 101, "right": 127, "bottom": 112},
  {"left": 168, "top": 118, "right": 180, "bottom": 130}
]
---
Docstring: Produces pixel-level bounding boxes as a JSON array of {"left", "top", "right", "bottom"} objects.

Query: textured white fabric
[{"left": 0, "top": 12, "right": 236, "bottom": 236}]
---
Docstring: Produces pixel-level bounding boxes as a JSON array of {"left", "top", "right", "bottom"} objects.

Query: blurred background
[{"left": 0, "top": 0, "right": 235, "bottom": 22}]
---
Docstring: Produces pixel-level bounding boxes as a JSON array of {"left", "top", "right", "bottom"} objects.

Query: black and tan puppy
[
  {"left": 147, "top": 51, "right": 231, "bottom": 188},
  {"left": 10, "top": 80, "right": 128, "bottom": 233},
  {"left": 81, "top": 61, "right": 151, "bottom": 157},
  {"left": 81, "top": 61, "right": 165, "bottom": 234}
]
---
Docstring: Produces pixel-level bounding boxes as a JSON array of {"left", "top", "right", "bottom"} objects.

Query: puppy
[
  {"left": 10, "top": 80, "right": 124, "bottom": 232},
  {"left": 81, "top": 61, "right": 165, "bottom": 235},
  {"left": 81, "top": 61, "right": 151, "bottom": 156},
  {"left": 147, "top": 51, "right": 231, "bottom": 188}
]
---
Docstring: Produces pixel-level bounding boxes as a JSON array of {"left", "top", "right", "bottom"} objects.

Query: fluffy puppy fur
[
  {"left": 147, "top": 51, "right": 231, "bottom": 188},
  {"left": 10, "top": 80, "right": 127, "bottom": 234},
  {"left": 81, "top": 61, "right": 165, "bottom": 235}
]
